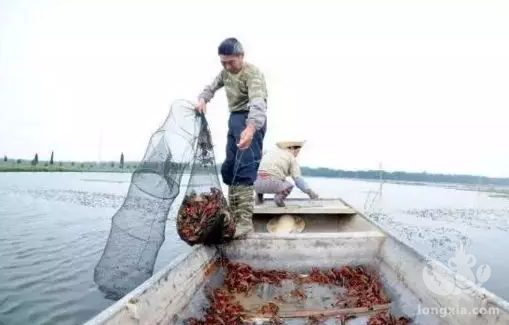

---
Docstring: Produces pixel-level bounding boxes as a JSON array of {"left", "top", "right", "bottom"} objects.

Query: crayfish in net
[
  {"left": 177, "top": 187, "right": 235, "bottom": 246},
  {"left": 183, "top": 259, "right": 412, "bottom": 325}
]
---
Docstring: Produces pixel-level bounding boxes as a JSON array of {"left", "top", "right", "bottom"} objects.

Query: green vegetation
[
  {"left": 0, "top": 160, "right": 139, "bottom": 173},
  {"left": 0, "top": 151, "right": 138, "bottom": 173},
  {"left": 300, "top": 167, "right": 509, "bottom": 186},
  {"left": 2, "top": 152, "right": 509, "bottom": 187}
]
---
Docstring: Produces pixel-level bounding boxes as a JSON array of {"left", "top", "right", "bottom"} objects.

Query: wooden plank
[
  {"left": 245, "top": 303, "right": 391, "bottom": 319},
  {"left": 254, "top": 198, "right": 357, "bottom": 215}
]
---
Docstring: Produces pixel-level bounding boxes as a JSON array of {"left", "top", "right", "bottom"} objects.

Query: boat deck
[
  {"left": 252, "top": 198, "right": 377, "bottom": 234},
  {"left": 253, "top": 198, "right": 357, "bottom": 215}
]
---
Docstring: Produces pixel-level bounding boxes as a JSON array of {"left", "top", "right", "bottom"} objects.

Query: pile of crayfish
[
  {"left": 183, "top": 259, "right": 412, "bottom": 325},
  {"left": 176, "top": 187, "right": 235, "bottom": 245},
  {"left": 186, "top": 288, "right": 246, "bottom": 325},
  {"left": 367, "top": 310, "right": 412, "bottom": 325}
]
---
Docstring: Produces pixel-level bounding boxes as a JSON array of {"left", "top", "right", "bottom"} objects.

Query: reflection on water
[{"left": 0, "top": 173, "right": 508, "bottom": 325}]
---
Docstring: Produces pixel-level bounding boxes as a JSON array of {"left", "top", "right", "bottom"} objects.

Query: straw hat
[
  {"left": 266, "top": 214, "right": 305, "bottom": 234},
  {"left": 276, "top": 140, "right": 306, "bottom": 149}
]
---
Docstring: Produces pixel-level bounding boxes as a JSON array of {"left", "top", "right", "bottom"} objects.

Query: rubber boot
[
  {"left": 227, "top": 186, "right": 238, "bottom": 235},
  {"left": 255, "top": 192, "right": 264, "bottom": 205},
  {"left": 230, "top": 185, "right": 254, "bottom": 238},
  {"left": 228, "top": 186, "right": 236, "bottom": 209}
]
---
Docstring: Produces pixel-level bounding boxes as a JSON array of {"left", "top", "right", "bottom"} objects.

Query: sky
[{"left": 0, "top": 0, "right": 508, "bottom": 177}]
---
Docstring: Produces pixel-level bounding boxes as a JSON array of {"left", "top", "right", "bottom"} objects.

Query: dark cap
[{"left": 218, "top": 37, "right": 244, "bottom": 56}]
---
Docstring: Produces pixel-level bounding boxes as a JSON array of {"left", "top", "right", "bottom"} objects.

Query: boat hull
[{"left": 83, "top": 198, "right": 509, "bottom": 325}]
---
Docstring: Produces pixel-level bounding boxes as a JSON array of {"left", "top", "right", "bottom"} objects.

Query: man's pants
[
  {"left": 221, "top": 111, "right": 266, "bottom": 237},
  {"left": 253, "top": 175, "right": 294, "bottom": 207}
]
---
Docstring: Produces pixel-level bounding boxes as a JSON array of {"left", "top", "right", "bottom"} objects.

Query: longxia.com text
[{"left": 418, "top": 305, "right": 499, "bottom": 318}]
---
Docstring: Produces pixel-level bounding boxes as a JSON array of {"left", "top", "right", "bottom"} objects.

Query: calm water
[{"left": 0, "top": 172, "right": 508, "bottom": 325}]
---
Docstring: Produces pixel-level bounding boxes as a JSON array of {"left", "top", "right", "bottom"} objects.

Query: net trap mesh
[{"left": 93, "top": 99, "right": 234, "bottom": 299}]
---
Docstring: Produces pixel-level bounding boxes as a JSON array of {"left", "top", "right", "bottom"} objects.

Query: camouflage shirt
[{"left": 198, "top": 62, "right": 268, "bottom": 130}]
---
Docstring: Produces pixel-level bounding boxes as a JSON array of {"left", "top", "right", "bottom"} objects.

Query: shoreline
[
  {"left": 2, "top": 165, "right": 509, "bottom": 198},
  {"left": 0, "top": 166, "right": 130, "bottom": 173}
]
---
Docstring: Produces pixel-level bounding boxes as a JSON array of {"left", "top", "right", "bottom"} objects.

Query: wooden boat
[{"left": 83, "top": 197, "right": 509, "bottom": 325}]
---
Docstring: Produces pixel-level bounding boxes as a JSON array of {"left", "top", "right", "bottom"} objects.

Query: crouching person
[{"left": 254, "top": 141, "right": 319, "bottom": 207}]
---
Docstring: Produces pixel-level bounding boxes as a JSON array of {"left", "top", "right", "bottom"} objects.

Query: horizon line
[{"left": 2, "top": 157, "right": 508, "bottom": 180}]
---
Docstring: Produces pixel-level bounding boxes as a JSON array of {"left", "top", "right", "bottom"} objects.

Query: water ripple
[
  {"left": 6, "top": 188, "right": 126, "bottom": 209},
  {"left": 369, "top": 212, "right": 472, "bottom": 261},
  {"left": 405, "top": 208, "right": 509, "bottom": 231}
]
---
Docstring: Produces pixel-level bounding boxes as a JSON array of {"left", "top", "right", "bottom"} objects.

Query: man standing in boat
[{"left": 195, "top": 37, "right": 268, "bottom": 238}]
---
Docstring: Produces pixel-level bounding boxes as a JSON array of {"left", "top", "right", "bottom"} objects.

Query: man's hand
[
  {"left": 308, "top": 189, "right": 319, "bottom": 200},
  {"left": 196, "top": 98, "right": 207, "bottom": 114},
  {"left": 237, "top": 124, "right": 256, "bottom": 150}
]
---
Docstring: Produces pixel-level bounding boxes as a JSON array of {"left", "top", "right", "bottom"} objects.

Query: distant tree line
[
  {"left": 300, "top": 167, "right": 509, "bottom": 186},
  {"left": 133, "top": 161, "right": 509, "bottom": 186},
  {"left": 3, "top": 151, "right": 509, "bottom": 186},
  {"left": 2, "top": 151, "right": 131, "bottom": 170}
]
